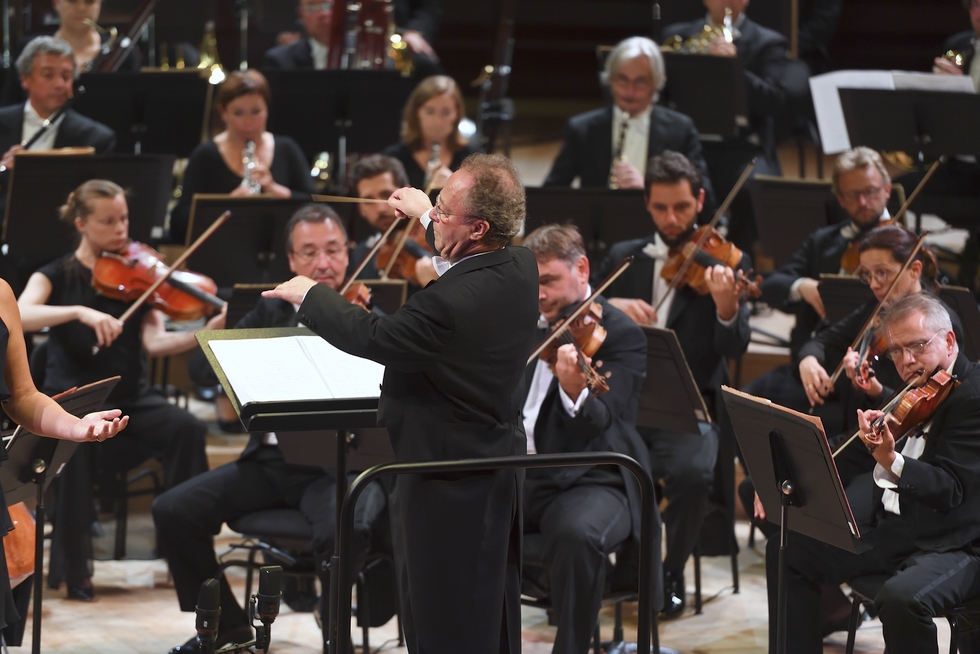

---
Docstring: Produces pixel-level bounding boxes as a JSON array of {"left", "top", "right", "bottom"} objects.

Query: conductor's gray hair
[
  {"left": 17, "top": 36, "right": 76, "bottom": 78},
  {"left": 601, "top": 36, "right": 666, "bottom": 98}
]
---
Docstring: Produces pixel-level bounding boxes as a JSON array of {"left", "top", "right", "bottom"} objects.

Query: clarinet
[
  {"left": 242, "top": 140, "right": 262, "bottom": 195},
  {"left": 609, "top": 117, "right": 628, "bottom": 190}
]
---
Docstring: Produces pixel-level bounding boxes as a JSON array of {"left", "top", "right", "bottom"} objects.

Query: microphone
[
  {"left": 253, "top": 566, "right": 282, "bottom": 653},
  {"left": 195, "top": 579, "right": 221, "bottom": 654}
]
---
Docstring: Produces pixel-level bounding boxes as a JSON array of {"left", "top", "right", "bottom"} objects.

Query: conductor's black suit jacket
[
  {"left": 544, "top": 104, "right": 716, "bottom": 211},
  {"left": 297, "top": 242, "right": 539, "bottom": 652},
  {"left": 0, "top": 104, "right": 116, "bottom": 154}
]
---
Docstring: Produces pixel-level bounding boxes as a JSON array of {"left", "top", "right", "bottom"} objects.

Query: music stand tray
[
  {"left": 818, "top": 274, "right": 875, "bottom": 326},
  {"left": 637, "top": 326, "right": 710, "bottom": 434}
]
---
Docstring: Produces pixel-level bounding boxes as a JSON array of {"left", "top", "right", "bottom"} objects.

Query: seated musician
[
  {"left": 0, "top": 36, "right": 116, "bottom": 172},
  {"left": 347, "top": 154, "right": 437, "bottom": 289},
  {"left": 17, "top": 180, "right": 221, "bottom": 601},
  {"left": 746, "top": 147, "right": 895, "bottom": 418},
  {"left": 662, "top": 0, "right": 811, "bottom": 252},
  {"left": 933, "top": 0, "right": 980, "bottom": 90},
  {"left": 169, "top": 70, "right": 315, "bottom": 244},
  {"left": 156, "top": 204, "right": 387, "bottom": 654},
  {"left": 544, "top": 36, "right": 715, "bottom": 210},
  {"left": 381, "top": 75, "right": 480, "bottom": 192},
  {"left": 767, "top": 292, "right": 980, "bottom": 654},
  {"left": 597, "top": 151, "right": 751, "bottom": 617},
  {"left": 520, "top": 223, "right": 655, "bottom": 654},
  {"left": 262, "top": 0, "right": 443, "bottom": 77}
]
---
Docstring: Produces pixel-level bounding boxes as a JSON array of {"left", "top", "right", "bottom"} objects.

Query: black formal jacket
[
  {"left": 662, "top": 15, "right": 811, "bottom": 146},
  {"left": 943, "top": 30, "right": 977, "bottom": 73},
  {"left": 852, "top": 355, "right": 980, "bottom": 553},
  {"left": 0, "top": 104, "right": 115, "bottom": 154},
  {"left": 525, "top": 295, "right": 652, "bottom": 540},
  {"left": 261, "top": 38, "right": 314, "bottom": 70},
  {"left": 597, "top": 235, "right": 752, "bottom": 398},
  {"left": 544, "top": 104, "right": 716, "bottom": 211}
]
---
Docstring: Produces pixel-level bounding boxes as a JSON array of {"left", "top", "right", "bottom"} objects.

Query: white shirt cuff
[
  {"left": 873, "top": 453, "right": 905, "bottom": 489},
  {"left": 559, "top": 385, "right": 589, "bottom": 416},
  {"left": 717, "top": 311, "right": 738, "bottom": 328},
  {"left": 788, "top": 277, "right": 806, "bottom": 303},
  {"left": 420, "top": 208, "right": 432, "bottom": 229}
]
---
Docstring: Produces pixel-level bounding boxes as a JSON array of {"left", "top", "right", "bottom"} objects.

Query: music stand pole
[
  {"left": 237, "top": 0, "right": 249, "bottom": 71},
  {"left": 30, "top": 459, "right": 47, "bottom": 654},
  {"left": 325, "top": 429, "right": 349, "bottom": 654}
]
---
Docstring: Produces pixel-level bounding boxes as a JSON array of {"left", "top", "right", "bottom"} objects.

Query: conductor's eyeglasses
[
  {"left": 291, "top": 245, "right": 346, "bottom": 263},
  {"left": 300, "top": 1, "right": 333, "bottom": 13},
  {"left": 885, "top": 330, "right": 944, "bottom": 362},
  {"left": 431, "top": 201, "right": 476, "bottom": 223}
]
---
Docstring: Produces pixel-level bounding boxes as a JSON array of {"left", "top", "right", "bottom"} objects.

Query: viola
[
  {"left": 376, "top": 219, "right": 435, "bottom": 286},
  {"left": 839, "top": 219, "right": 896, "bottom": 275},
  {"left": 539, "top": 302, "right": 611, "bottom": 395},
  {"left": 343, "top": 282, "right": 372, "bottom": 311},
  {"left": 660, "top": 226, "right": 762, "bottom": 299},
  {"left": 852, "top": 320, "right": 888, "bottom": 388},
  {"left": 869, "top": 367, "right": 959, "bottom": 443},
  {"left": 92, "top": 241, "right": 226, "bottom": 322}
]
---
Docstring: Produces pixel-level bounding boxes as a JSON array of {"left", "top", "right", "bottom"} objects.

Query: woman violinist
[
  {"left": 17, "top": 180, "right": 222, "bottom": 600},
  {"left": 382, "top": 75, "right": 481, "bottom": 192},
  {"left": 169, "top": 70, "right": 314, "bottom": 243}
]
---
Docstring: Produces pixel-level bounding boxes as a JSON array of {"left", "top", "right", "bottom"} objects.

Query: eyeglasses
[
  {"left": 839, "top": 186, "right": 884, "bottom": 202},
  {"left": 431, "top": 200, "right": 476, "bottom": 223},
  {"left": 63, "top": 0, "right": 99, "bottom": 4},
  {"left": 290, "top": 245, "right": 346, "bottom": 263},
  {"left": 300, "top": 1, "right": 333, "bottom": 13},
  {"left": 885, "top": 330, "right": 944, "bottom": 363},
  {"left": 857, "top": 266, "right": 899, "bottom": 286}
]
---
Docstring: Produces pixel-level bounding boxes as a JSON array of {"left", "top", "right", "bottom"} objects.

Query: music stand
[
  {"left": 637, "top": 326, "right": 711, "bottom": 434},
  {"left": 227, "top": 280, "right": 407, "bottom": 326},
  {"left": 721, "top": 386, "right": 859, "bottom": 654},
  {"left": 2, "top": 153, "right": 175, "bottom": 294},
  {"left": 72, "top": 70, "right": 211, "bottom": 158},
  {"left": 818, "top": 274, "right": 875, "bottom": 325},
  {"left": 524, "top": 187, "right": 650, "bottom": 266},
  {"left": 749, "top": 176, "right": 843, "bottom": 270},
  {"left": 196, "top": 327, "right": 387, "bottom": 654},
  {"left": 661, "top": 54, "right": 748, "bottom": 139},
  {"left": 1, "top": 376, "right": 120, "bottom": 654},
  {"left": 939, "top": 285, "right": 980, "bottom": 363}
]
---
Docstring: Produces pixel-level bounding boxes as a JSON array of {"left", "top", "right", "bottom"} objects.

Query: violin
[
  {"left": 660, "top": 225, "right": 762, "bottom": 299},
  {"left": 3, "top": 502, "right": 34, "bottom": 589},
  {"left": 92, "top": 241, "right": 225, "bottom": 322},
  {"left": 870, "top": 367, "right": 959, "bottom": 443},
  {"left": 539, "top": 302, "right": 611, "bottom": 395},
  {"left": 376, "top": 219, "right": 435, "bottom": 286},
  {"left": 839, "top": 219, "right": 896, "bottom": 275},
  {"left": 852, "top": 319, "right": 888, "bottom": 388},
  {"left": 342, "top": 282, "right": 372, "bottom": 311}
]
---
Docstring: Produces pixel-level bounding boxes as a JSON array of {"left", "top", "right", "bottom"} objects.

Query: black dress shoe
[
  {"left": 168, "top": 625, "right": 253, "bottom": 654},
  {"left": 660, "top": 570, "right": 685, "bottom": 619},
  {"left": 66, "top": 583, "right": 95, "bottom": 602}
]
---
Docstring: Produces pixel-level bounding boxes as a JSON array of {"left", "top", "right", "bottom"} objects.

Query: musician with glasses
[
  {"left": 767, "top": 292, "right": 980, "bottom": 654},
  {"left": 544, "top": 36, "right": 714, "bottom": 209}
]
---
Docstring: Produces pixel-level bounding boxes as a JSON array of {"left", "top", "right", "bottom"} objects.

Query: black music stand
[
  {"left": 524, "top": 187, "right": 650, "bottom": 265},
  {"left": 1, "top": 376, "right": 120, "bottom": 654},
  {"left": 196, "top": 327, "right": 386, "bottom": 654},
  {"left": 818, "top": 274, "right": 875, "bottom": 325},
  {"left": 72, "top": 70, "right": 211, "bottom": 158},
  {"left": 2, "top": 153, "right": 175, "bottom": 293},
  {"left": 939, "top": 285, "right": 980, "bottom": 363},
  {"left": 722, "top": 386, "right": 859, "bottom": 654},
  {"left": 749, "top": 176, "right": 843, "bottom": 269},
  {"left": 261, "top": 70, "right": 416, "bottom": 167},
  {"left": 637, "top": 326, "right": 711, "bottom": 433},
  {"left": 661, "top": 54, "right": 748, "bottom": 139}
]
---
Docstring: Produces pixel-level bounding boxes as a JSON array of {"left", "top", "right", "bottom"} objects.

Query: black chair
[{"left": 845, "top": 574, "right": 980, "bottom": 654}]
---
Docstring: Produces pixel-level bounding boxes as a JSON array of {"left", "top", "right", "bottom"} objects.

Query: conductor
[{"left": 264, "top": 153, "right": 539, "bottom": 654}]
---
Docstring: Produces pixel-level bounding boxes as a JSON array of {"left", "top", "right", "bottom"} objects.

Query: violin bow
[
  {"left": 383, "top": 174, "right": 440, "bottom": 279},
  {"left": 526, "top": 256, "right": 633, "bottom": 365},
  {"left": 311, "top": 194, "right": 389, "bottom": 204},
  {"left": 887, "top": 157, "right": 945, "bottom": 228},
  {"left": 654, "top": 158, "right": 756, "bottom": 314},
  {"left": 117, "top": 211, "right": 230, "bottom": 324},
  {"left": 825, "top": 231, "right": 928, "bottom": 387},
  {"left": 339, "top": 217, "right": 403, "bottom": 294},
  {"left": 831, "top": 375, "right": 919, "bottom": 458}
]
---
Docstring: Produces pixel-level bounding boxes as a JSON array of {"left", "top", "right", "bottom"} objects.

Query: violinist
[
  {"left": 347, "top": 154, "right": 437, "bottom": 289},
  {"left": 521, "top": 224, "right": 654, "bottom": 654},
  {"left": 156, "top": 204, "right": 389, "bottom": 654},
  {"left": 381, "top": 75, "right": 480, "bottom": 192},
  {"left": 597, "top": 151, "right": 750, "bottom": 618},
  {"left": 768, "top": 293, "right": 980, "bottom": 654},
  {"left": 17, "top": 180, "right": 222, "bottom": 601},
  {"left": 745, "top": 147, "right": 894, "bottom": 415}
]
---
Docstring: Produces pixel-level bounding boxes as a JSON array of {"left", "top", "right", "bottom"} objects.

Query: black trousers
[
  {"left": 524, "top": 482, "right": 632, "bottom": 654},
  {"left": 642, "top": 422, "right": 718, "bottom": 574},
  {"left": 48, "top": 390, "right": 208, "bottom": 588},
  {"left": 152, "top": 445, "right": 386, "bottom": 631},
  {"left": 766, "top": 514, "right": 980, "bottom": 654}
]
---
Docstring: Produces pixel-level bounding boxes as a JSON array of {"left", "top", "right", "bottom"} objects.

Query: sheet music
[{"left": 209, "top": 336, "right": 384, "bottom": 406}]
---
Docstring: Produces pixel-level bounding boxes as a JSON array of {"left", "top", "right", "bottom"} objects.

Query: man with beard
[{"left": 597, "top": 151, "right": 751, "bottom": 617}]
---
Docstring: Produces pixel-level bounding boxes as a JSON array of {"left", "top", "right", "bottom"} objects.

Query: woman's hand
[
  {"left": 76, "top": 306, "right": 124, "bottom": 348},
  {"left": 68, "top": 409, "right": 129, "bottom": 443}
]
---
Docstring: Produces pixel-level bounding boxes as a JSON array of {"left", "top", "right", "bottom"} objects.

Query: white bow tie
[{"left": 642, "top": 242, "right": 668, "bottom": 261}]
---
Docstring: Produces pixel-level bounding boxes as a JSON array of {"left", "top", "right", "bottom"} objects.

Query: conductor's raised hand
[
  {"left": 262, "top": 275, "right": 319, "bottom": 305},
  {"left": 70, "top": 409, "right": 128, "bottom": 443},
  {"left": 389, "top": 187, "right": 432, "bottom": 220}
]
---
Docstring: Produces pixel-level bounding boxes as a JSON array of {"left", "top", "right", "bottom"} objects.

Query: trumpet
[
  {"left": 609, "top": 118, "right": 628, "bottom": 190},
  {"left": 242, "top": 140, "right": 262, "bottom": 195}
]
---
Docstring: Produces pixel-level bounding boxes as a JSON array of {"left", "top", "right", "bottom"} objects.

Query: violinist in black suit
[
  {"left": 264, "top": 153, "right": 539, "bottom": 654},
  {"left": 544, "top": 36, "right": 715, "bottom": 211},
  {"left": 768, "top": 293, "right": 980, "bottom": 654},
  {"left": 662, "top": 0, "right": 810, "bottom": 253},
  {"left": 521, "top": 224, "right": 658, "bottom": 654},
  {"left": 598, "top": 152, "right": 750, "bottom": 617},
  {"left": 0, "top": 36, "right": 115, "bottom": 171}
]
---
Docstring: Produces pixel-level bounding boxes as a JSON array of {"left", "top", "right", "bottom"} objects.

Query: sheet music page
[
  {"left": 810, "top": 70, "right": 895, "bottom": 154},
  {"left": 209, "top": 336, "right": 384, "bottom": 406}
]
